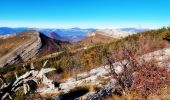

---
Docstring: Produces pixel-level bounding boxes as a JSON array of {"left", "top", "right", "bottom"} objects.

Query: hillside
[
  {"left": 38, "top": 33, "right": 68, "bottom": 56},
  {"left": 0, "top": 30, "right": 42, "bottom": 67},
  {"left": 0, "top": 30, "right": 67, "bottom": 67},
  {"left": 80, "top": 32, "right": 116, "bottom": 46}
]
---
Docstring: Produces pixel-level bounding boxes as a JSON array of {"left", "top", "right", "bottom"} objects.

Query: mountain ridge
[
  {"left": 0, "top": 27, "right": 95, "bottom": 42},
  {"left": 0, "top": 30, "right": 67, "bottom": 67},
  {"left": 0, "top": 27, "right": 148, "bottom": 42}
]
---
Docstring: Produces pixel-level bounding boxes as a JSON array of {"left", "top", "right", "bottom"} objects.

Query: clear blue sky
[{"left": 0, "top": 0, "right": 170, "bottom": 28}]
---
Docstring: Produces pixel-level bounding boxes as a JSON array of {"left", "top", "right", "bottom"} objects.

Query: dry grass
[
  {"left": 148, "top": 86, "right": 170, "bottom": 100},
  {"left": 0, "top": 33, "right": 30, "bottom": 57}
]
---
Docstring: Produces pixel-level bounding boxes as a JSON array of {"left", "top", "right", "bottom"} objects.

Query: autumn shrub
[
  {"left": 105, "top": 38, "right": 170, "bottom": 98},
  {"left": 163, "top": 32, "right": 170, "bottom": 41},
  {"left": 131, "top": 60, "right": 170, "bottom": 96},
  {"left": 104, "top": 27, "right": 170, "bottom": 98}
]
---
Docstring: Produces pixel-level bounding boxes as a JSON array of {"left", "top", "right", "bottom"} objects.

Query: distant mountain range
[
  {"left": 39, "top": 28, "right": 96, "bottom": 42},
  {"left": 0, "top": 27, "right": 95, "bottom": 42},
  {"left": 0, "top": 27, "right": 148, "bottom": 42},
  {"left": 0, "top": 27, "right": 30, "bottom": 35},
  {"left": 119, "top": 28, "right": 148, "bottom": 33}
]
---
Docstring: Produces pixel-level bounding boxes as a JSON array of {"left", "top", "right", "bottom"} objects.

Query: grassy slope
[{"left": 0, "top": 32, "right": 31, "bottom": 57}]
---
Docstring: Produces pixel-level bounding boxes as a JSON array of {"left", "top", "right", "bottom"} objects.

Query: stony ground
[{"left": 37, "top": 47, "right": 170, "bottom": 99}]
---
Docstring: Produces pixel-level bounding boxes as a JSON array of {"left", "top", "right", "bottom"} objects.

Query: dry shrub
[
  {"left": 25, "top": 92, "right": 45, "bottom": 100},
  {"left": 108, "top": 91, "right": 144, "bottom": 100},
  {"left": 138, "top": 35, "right": 169, "bottom": 54},
  {"left": 131, "top": 60, "right": 170, "bottom": 97},
  {"left": 105, "top": 34, "right": 170, "bottom": 98},
  {"left": 163, "top": 32, "right": 170, "bottom": 40}
]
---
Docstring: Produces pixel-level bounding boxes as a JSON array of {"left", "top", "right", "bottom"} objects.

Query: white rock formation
[
  {"left": 0, "top": 31, "right": 42, "bottom": 67},
  {"left": 95, "top": 29, "right": 136, "bottom": 39}
]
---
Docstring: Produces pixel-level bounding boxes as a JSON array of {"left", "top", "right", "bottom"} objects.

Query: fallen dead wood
[{"left": 0, "top": 60, "right": 56, "bottom": 100}]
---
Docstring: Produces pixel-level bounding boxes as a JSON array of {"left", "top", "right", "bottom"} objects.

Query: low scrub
[{"left": 104, "top": 31, "right": 170, "bottom": 98}]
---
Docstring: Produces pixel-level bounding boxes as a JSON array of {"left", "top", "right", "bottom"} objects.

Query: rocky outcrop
[
  {"left": 87, "top": 86, "right": 122, "bottom": 100},
  {"left": 0, "top": 30, "right": 42, "bottom": 67},
  {"left": 90, "top": 28, "right": 147, "bottom": 39},
  {"left": 90, "top": 29, "right": 136, "bottom": 39}
]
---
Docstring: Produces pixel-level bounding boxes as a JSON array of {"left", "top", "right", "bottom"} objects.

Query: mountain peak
[{"left": 70, "top": 27, "right": 81, "bottom": 30}]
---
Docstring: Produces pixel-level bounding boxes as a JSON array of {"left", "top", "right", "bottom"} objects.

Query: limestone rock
[{"left": 0, "top": 30, "right": 42, "bottom": 67}]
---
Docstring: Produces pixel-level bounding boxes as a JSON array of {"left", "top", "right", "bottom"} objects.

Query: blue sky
[{"left": 0, "top": 0, "right": 170, "bottom": 28}]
